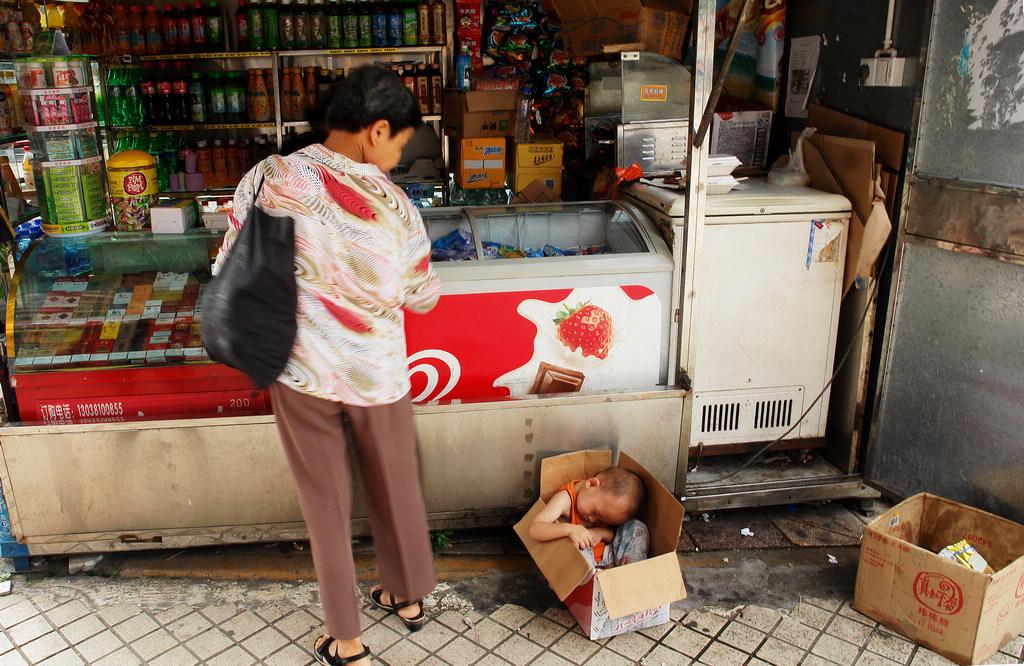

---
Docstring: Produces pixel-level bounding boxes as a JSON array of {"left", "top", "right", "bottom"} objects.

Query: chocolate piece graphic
[{"left": 530, "top": 362, "right": 585, "bottom": 395}]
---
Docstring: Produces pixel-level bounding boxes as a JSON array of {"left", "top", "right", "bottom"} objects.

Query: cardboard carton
[
  {"left": 151, "top": 199, "right": 200, "bottom": 234},
  {"left": 513, "top": 139, "right": 564, "bottom": 195},
  {"left": 456, "top": 138, "right": 507, "bottom": 189},
  {"left": 444, "top": 90, "right": 519, "bottom": 138},
  {"left": 550, "top": 0, "right": 692, "bottom": 58},
  {"left": 853, "top": 493, "right": 1024, "bottom": 666},
  {"left": 514, "top": 450, "right": 686, "bottom": 640},
  {"left": 710, "top": 109, "right": 773, "bottom": 169}
]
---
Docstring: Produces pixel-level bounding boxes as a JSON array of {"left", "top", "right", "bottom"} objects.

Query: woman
[{"left": 214, "top": 66, "right": 441, "bottom": 666}]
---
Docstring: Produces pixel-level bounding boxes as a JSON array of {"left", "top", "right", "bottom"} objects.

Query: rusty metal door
[{"left": 866, "top": 0, "right": 1024, "bottom": 523}]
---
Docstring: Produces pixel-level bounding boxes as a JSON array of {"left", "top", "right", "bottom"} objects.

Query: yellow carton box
[{"left": 457, "top": 137, "right": 507, "bottom": 189}]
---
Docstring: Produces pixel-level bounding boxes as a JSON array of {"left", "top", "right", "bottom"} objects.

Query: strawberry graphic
[{"left": 553, "top": 301, "right": 613, "bottom": 359}]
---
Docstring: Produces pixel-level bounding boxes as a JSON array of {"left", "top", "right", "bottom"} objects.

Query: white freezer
[{"left": 626, "top": 179, "right": 852, "bottom": 448}]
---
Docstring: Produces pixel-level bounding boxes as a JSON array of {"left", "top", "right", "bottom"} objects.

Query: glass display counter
[{"left": 5, "top": 229, "right": 270, "bottom": 424}]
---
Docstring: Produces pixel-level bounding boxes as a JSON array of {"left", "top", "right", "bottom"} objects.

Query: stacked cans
[{"left": 17, "top": 56, "right": 108, "bottom": 236}]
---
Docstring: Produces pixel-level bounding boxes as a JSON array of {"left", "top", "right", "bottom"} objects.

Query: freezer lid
[{"left": 625, "top": 177, "right": 852, "bottom": 218}]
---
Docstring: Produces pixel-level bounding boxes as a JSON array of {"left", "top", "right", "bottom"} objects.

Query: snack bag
[{"left": 938, "top": 539, "right": 996, "bottom": 574}]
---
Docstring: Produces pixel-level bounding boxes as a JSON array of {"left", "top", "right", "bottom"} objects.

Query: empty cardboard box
[
  {"left": 853, "top": 493, "right": 1024, "bottom": 666},
  {"left": 514, "top": 450, "right": 686, "bottom": 639}
]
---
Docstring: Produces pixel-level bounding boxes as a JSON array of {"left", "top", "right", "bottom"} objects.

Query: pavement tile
[
  {"left": 0, "top": 602, "right": 41, "bottom": 632},
  {"left": 0, "top": 594, "right": 27, "bottom": 612},
  {"left": 854, "top": 651, "right": 902, "bottom": 666},
  {"left": 642, "top": 644, "right": 691, "bottom": 665},
  {"left": 185, "top": 628, "right": 235, "bottom": 661},
  {"left": 864, "top": 629, "right": 915, "bottom": 663},
  {"left": 6, "top": 615, "right": 53, "bottom": 645},
  {"left": 58, "top": 613, "right": 105, "bottom": 645},
  {"left": 129, "top": 627, "right": 179, "bottom": 662},
  {"left": 254, "top": 604, "right": 291, "bottom": 624},
  {"left": 530, "top": 652, "right": 574, "bottom": 666},
  {"left": 407, "top": 619, "right": 459, "bottom": 652},
  {"left": 272, "top": 609, "right": 319, "bottom": 640},
  {"left": 718, "top": 620, "right": 767, "bottom": 652},
  {"left": 827, "top": 615, "right": 875, "bottom": 646},
  {"left": 44, "top": 600, "right": 90, "bottom": 628},
  {"left": 203, "top": 644, "right": 258, "bottom": 666},
  {"left": 147, "top": 645, "right": 201, "bottom": 666},
  {"left": 493, "top": 633, "right": 544, "bottom": 664},
  {"left": 197, "top": 604, "right": 239, "bottom": 625},
  {"left": 604, "top": 630, "right": 656, "bottom": 660},
  {"left": 435, "top": 610, "right": 471, "bottom": 633},
  {"left": 18, "top": 632, "right": 68, "bottom": 664},
  {"left": 773, "top": 616, "right": 822, "bottom": 649},
  {"left": 582, "top": 647, "right": 634, "bottom": 665},
  {"left": 436, "top": 635, "right": 487, "bottom": 665},
  {"left": 489, "top": 604, "right": 538, "bottom": 630},
  {"left": 262, "top": 642, "right": 313, "bottom": 666},
  {"left": 29, "top": 595, "right": 61, "bottom": 613},
  {"left": 0, "top": 634, "right": 14, "bottom": 655},
  {"left": 681, "top": 608, "right": 732, "bottom": 637},
  {"left": 155, "top": 605, "right": 192, "bottom": 626},
  {"left": 698, "top": 640, "right": 748, "bottom": 666},
  {"left": 549, "top": 629, "right": 599, "bottom": 663},
  {"left": 804, "top": 597, "right": 845, "bottom": 613},
  {"left": 636, "top": 620, "right": 674, "bottom": 642},
  {"left": 738, "top": 605, "right": 784, "bottom": 633},
  {"left": 907, "top": 648, "right": 957, "bottom": 665},
  {"left": 240, "top": 626, "right": 289, "bottom": 660},
  {"left": 218, "top": 610, "right": 265, "bottom": 641},
  {"left": 838, "top": 603, "right": 877, "bottom": 626},
  {"left": 746, "top": 659, "right": 772, "bottom": 666},
  {"left": 811, "top": 634, "right": 860, "bottom": 666},
  {"left": 0, "top": 651, "right": 29, "bottom": 666},
  {"left": 360, "top": 620, "right": 403, "bottom": 653},
  {"left": 165, "top": 612, "right": 214, "bottom": 642},
  {"left": 791, "top": 604, "right": 835, "bottom": 631},
  {"left": 74, "top": 630, "right": 125, "bottom": 663},
  {"left": 464, "top": 618, "right": 514, "bottom": 650},
  {"left": 91, "top": 646, "right": 141, "bottom": 666},
  {"left": 112, "top": 614, "right": 160, "bottom": 643},
  {"left": 94, "top": 603, "right": 140, "bottom": 628},
  {"left": 1000, "top": 633, "right": 1024, "bottom": 657},
  {"left": 802, "top": 655, "right": 840, "bottom": 666},
  {"left": 518, "top": 616, "right": 567, "bottom": 648},
  {"left": 661, "top": 625, "right": 711, "bottom": 657},
  {"left": 378, "top": 637, "right": 430, "bottom": 665},
  {"left": 756, "top": 636, "right": 806, "bottom": 665},
  {"left": 36, "top": 648, "right": 86, "bottom": 666},
  {"left": 475, "top": 654, "right": 513, "bottom": 665}
]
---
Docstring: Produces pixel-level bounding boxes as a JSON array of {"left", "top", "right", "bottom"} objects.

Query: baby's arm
[{"left": 527, "top": 490, "right": 603, "bottom": 550}]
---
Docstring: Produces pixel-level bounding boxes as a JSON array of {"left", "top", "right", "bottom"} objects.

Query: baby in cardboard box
[{"left": 528, "top": 466, "right": 650, "bottom": 569}]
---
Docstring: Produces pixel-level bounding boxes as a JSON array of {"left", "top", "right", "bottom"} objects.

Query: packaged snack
[{"left": 938, "top": 539, "right": 996, "bottom": 574}]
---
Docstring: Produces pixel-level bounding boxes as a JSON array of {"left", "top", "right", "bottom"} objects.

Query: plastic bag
[{"left": 767, "top": 127, "right": 816, "bottom": 187}]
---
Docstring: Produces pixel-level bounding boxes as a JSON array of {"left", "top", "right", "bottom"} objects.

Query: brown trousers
[{"left": 270, "top": 383, "right": 436, "bottom": 639}]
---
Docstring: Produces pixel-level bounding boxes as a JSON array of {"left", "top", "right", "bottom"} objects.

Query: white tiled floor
[{"left": 1, "top": 575, "right": 1023, "bottom": 665}]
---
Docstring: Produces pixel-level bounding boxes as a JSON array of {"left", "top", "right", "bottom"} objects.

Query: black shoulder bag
[{"left": 201, "top": 176, "right": 298, "bottom": 388}]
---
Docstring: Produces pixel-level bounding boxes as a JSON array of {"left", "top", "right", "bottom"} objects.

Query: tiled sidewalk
[{"left": 1, "top": 574, "right": 1022, "bottom": 665}]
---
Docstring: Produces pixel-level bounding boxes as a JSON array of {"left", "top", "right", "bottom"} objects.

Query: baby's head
[{"left": 576, "top": 466, "right": 647, "bottom": 527}]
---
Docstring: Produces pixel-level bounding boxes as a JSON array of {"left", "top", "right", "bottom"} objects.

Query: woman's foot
[
  {"left": 313, "top": 634, "right": 371, "bottom": 666},
  {"left": 369, "top": 586, "right": 426, "bottom": 631}
]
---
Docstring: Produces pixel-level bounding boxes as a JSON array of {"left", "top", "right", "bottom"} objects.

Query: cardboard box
[
  {"left": 853, "top": 493, "right": 1024, "bottom": 666},
  {"left": 444, "top": 90, "right": 519, "bottom": 138},
  {"left": 551, "top": 0, "right": 691, "bottom": 58},
  {"left": 514, "top": 450, "right": 686, "bottom": 640},
  {"left": 710, "top": 109, "right": 773, "bottom": 168},
  {"left": 513, "top": 138, "right": 564, "bottom": 195},
  {"left": 456, "top": 138, "right": 506, "bottom": 189},
  {"left": 151, "top": 199, "right": 201, "bottom": 234}
]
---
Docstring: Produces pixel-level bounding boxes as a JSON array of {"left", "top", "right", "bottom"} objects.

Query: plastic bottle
[
  {"left": 416, "top": 0, "right": 428, "bottom": 45},
  {"left": 238, "top": 137, "right": 253, "bottom": 172},
  {"left": 317, "top": 68, "right": 331, "bottom": 103},
  {"left": 173, "top": 65, "right": 190, "bottom": 122},
  {"left": 162, "top": 4, "right": 179, "bottom": 52},
  {"left": 293, "top": 67, "right": 307, "bottom": 118},
  {"left": 211, "top": 139, "right": 228, "bottom": 187},
  {"left": 371, "top": 0, "right": 386, "bottom": 47},
  {"left": 247, "top": 0, "right": 263, "bottom": 49},
  {"left": 128, "top": 6, "right": 146, "bottom": 55},
  {"left": 264, "top": 68, "right": 276, "bottom": 116},
  {"left": 428, "top": 61, "right": 442, "bottom": 114},
  {"left": 388, "top": 0, "right": 402, "bottom": 47},
  {"left": 227, "top": 138, "right": 241, "bottom": 180},
  {"left": 254, "top": 134, "right": 270, "bottom": 162},
  {"left": 235, "top": 0, "right": 249, "bottom": 50},
  {"left": 61, "top": 3, "right": 83, "bottom": 51},
  {"left": 156, "top": 63, "right": 174, "bottom": 123},
  {"left": 429, "top": 0, "right": 443, "bottom": 45},
  {"left": 342, "top": 0, "right": 357, "bottom": 48},
  {"left": 191, "top": 1, "right": 207, "bottom": 51},
  {"left": 401, "top": 0, "right": 416, "bottom": 46},
  {"left": 208, "top": 71, "right": 227, "bottom": 121},
  {"left": 141, "top": 71, "right": 158, "bottom": 123},
  {"left": 226, "top": 71, "right": 245, "bottom": 121},
  {"left": 112, "top": 5, "right": 130, "bottom": 54},
  {"left": 278, "top": 0, "right": 295, "bottom": 49},
  {"left": 125, "top": 65, "right": 145, "bottom": 125},
  {"left": 144, "top": 6, "right": 164, "bottom": 53},
  {"left": 262, "top": 0, "right": 279, "bottom": 48},
  {"left": 414, "top": 62, "right": 428, "bottom": 114},
  {"left": 310, "top": 0, "right": 326, "bottom": 48},
  {"left": 248, "top": 68, "right": 270, "bottom": 121},
  {"left": 177, "top": 3, "right": 193, "bottom": 50},
  {"left": 303, "top": 66, "right": 317, "bottom": 109},
  {"left": 326, "top": 0, "right": 341, "bottom": 48},
  {"left": 278, "top": 67, "right": 292, "bottom": 120},
  {"left": 294, "top": 0, "right": 310, "bottom": 48},
  {"left": 196, "top": 139, "right": 213, "bottom": 184},
  {"left": 189, "top": 72, "right": 207, "bottom": 122},
  {"left": 107, "top": 67, "right": 125, "bottom": 126},
  {"left": 207, "top": 0, "right": 224, "bottom": 51},
  {"left": 357, "top": 0, "right": 371, "bottom": 47}
]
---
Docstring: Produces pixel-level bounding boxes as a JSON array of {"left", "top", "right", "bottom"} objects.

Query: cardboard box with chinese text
[
  {"left": 456, "top": 138, "right": 506, "bottom": 189},
  {"left": 513, "top": 139, "right": 564, "bottom": 196},
  {"left": 853, "top": 493, "right": 1024, "bottom": 666},
  {"left": 444, "top": 90, "right": 519, "bottom": 138},
  {"left": 514, "top": 450, "right": 686, "bottom": 639},
  {"left": 550, "top": 0, "right": 692, "bottom": 58}
]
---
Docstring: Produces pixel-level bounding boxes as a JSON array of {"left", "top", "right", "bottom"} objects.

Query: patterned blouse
[{"left": 213, "top": 143, "right": 441, "bottom": 406}]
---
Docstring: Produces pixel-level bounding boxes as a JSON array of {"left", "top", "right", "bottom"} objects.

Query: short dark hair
[
  {"left": 326, "top": 65, "right": 422, "bottom": 135},
  {"left": 595, "top": 466, "right": 647, "bottom": 519}
]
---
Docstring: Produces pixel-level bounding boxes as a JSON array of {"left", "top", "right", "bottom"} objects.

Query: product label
[{"left": 640, "top": 85, "right": 668, "bottom": 102}]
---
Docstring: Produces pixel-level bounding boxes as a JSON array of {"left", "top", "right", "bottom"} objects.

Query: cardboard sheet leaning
[{"left": 514, "top": 450, "right": 687, "bottom": 639}]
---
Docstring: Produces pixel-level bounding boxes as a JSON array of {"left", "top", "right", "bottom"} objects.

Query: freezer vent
[
  {"left": 754, "top": 398, "right": 794, "bottom": 430},
  {"left": 699, "top": 401, "right": 742, "bottom": 433}
]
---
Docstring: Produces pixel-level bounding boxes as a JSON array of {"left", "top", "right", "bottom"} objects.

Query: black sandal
[
  {"left": 369, "top": 587, "right": 426, "bottom": 632},
  {"left": 313, "top": 636, "right": 371, "bottom": 665}
]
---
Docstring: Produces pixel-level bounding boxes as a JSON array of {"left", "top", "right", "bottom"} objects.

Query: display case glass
[{"left": 7, "top": 229, "right": 223, "bottom": 374}]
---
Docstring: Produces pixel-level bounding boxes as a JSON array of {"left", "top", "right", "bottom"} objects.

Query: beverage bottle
[
  {"left": 371, "top": 0, "right": 386, "bottom": 47},
  {"left": 254, "top": 134, "right": 270, "bottom": 161},
  {"left": 398, "top": 63, "right": 414, "bottom": 95},
  {"left": 357, "top": 0, "right": 371, "bottom": 47},
  {"left": 235, "top": 0, "right": 249, "bottom": 50},
  {"left": 342, "top": 0, "right": 357, "bottom": 48},
  {"left": 189, "top": 71, "right": 207, "bottom": 122},
  {"left": 226, "top": 71, "right": 244, "bottom": 121},
  {"left": 144, "top": 6, "right": 164, "bottom": 53},
  {"left": 60, "top": 3, "right": 84, "bottom": 52},
  {"left": 238, "top": 137, "right": 253, "bottom": 172},
  {"left": 107, "top": 66, "right": 126, "bottom": 125},
  {"left": 211, "top": 139, "right": 228, "bottom": 187},
  {"left": 248, "top": 0, "right": 264, "bottom": 49},
  {"left": 414, "top": 62, "right": 428, "bottom": 114},
  {"left": 292, "top": 68, "right": 307, "bottom": 118},
  {"left": 429, "top": 0, "right": 443, "bottom": 45},
  {"left": 401, "top": 0, "right": 416, "bottom": 46},
  {"left": 303, "top": 66, "right": 316, "bottom": 109},
  {"left": 279, "top": 67, "right": 293, "bottom": 120},
  {"left": 250, "top": 68, "right": 271, "bottom": 121},
  {"left": 317, "top": 67, "right": 331, "bottom": 103},
  {"left": 128, "top": 6, "right": 146, "bottom": 55},
  {"left": 207, "top": 0, "right": 224, "bottom": 51},
  {"left": 173, "top": 65, "right": 190, "bottom": 122},
  {"left": 114, "top": 5, "right": 131, "bottom": 54},
  {"left": 156, "top": 63, "right": 174, "bottom": 123},
  {"left": 227, "top": 138, "right": 241, "bottom": 180},
  {"left": 125, "top": 65, "right": 145, "bottom": 125},
  {"left": 191, "top": 1, "right": 207, "bottom": 51},
  {"left": 264, "top": 68, "right": 276, "bottom": 117},
  {"left": 294, "top": 0, "right": 310, "bottom": 48},
  {"left": 334, "top": 67, "right": 345, "bottom": 82},
  {"left": 263, "top": 0, "right": 280, "bottom": 49},
  {"left": 428, "top": 61, "right": 442, "bottom": 114},
  {"left": 310, "top": 0, "right": 326, "bottom": 48},
  {"left": 326, "top": 0, "right": 341, "bottom": 48},
  {"left": 278, "top": 0, "right": 295, "bottom": 48},
  {"left": 176, "top": 3, "right": 192, "bottom": 50},
  {"left": 141, "top": 71, "right": 158, "bottom": 123},
  {"left": 151, "top": 132, "right": 171, "bottom": 191},
  {"left": 416, "top": 0, "right": 428, "bottom": 45},
  {"left": 208, "top": 71, "right": 227, "bottom": 121},
  {"left": 196, "top": 139, "right": 213, "bottom": 185},
  {"left": 162, "top": 4, "right": 179, "bottom": 52},
  {"left": 388, "top": 0, "right": 402, "bottom": 47},
  {"left": 246, "top": 69, "right": 256, "bottom": 120}
]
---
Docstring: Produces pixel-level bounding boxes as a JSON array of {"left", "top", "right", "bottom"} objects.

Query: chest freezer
[
  {"left": 625, "top": 179, "right": 851, "bottom": 449},
  {"left": 407, "top": 201, "right": 674, "bottom": 403}
]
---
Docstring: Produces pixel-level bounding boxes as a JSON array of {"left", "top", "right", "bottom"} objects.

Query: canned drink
[{"left": 52, "top": 60, "right": 89, "bottom": 88}]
